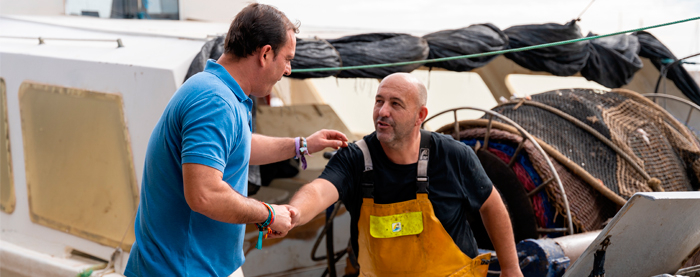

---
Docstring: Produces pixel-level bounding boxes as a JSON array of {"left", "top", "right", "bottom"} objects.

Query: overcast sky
[{"left": 260, "top": 0, "right": 700, "bottom": 70}]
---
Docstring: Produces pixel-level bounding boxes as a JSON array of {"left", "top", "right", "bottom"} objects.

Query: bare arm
[
  {"left": 479, "top": 189, "right": 523, "bottom": 277},
  {"left": 288, "top": 178, "right": 340, "bottom": 226},
  {"left": 249, "top": 134, "right": 294, "bottom": 165},
  {"left": 183, "top": 163, "right": 293, "bottom": 234},
  {"left": 250, "top": 130, "right": 348, "bottom": 165}
]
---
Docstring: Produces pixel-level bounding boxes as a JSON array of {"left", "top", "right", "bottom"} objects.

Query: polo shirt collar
[{"left": 204, "top": 59, "right": 250, "bottom": 103}]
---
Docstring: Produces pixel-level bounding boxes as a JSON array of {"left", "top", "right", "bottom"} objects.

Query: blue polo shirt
[{"left": 125, "top": 60, "right": 253, "bottom": 277}]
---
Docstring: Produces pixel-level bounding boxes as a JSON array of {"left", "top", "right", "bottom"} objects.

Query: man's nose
[
  {"left": 378, "top": 102, "right": 391, "bottom": 118},
  {"left": 283, "top": 62, "right": 292, "bottom": 76}
]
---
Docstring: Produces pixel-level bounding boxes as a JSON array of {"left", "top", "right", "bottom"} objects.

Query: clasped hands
[
  {"left": 263, "top": 129, "right": 347, "bottom": 238},
  {"left": 265, "top": 204, "right": 300, "bottom": 238}
]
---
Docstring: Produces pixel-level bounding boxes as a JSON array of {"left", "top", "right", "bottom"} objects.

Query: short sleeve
[
  {"left": 318, "top": 144, "right": 362, "bottom": 202},
  {"left": 180, "top": 95, "right": 237, "bottom": 173},
  {"left": 461, "top": 146, "right": 494, "bottom": 211}
]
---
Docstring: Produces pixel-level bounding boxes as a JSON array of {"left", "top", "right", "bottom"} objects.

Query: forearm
[
  {"left": 289, "top": 179, "right": 339, "bottom": 226},
  {"left": 193, "top": 181, "right": 270, "bottom": 224},
  {"left": 249, "top": 134, "right": 296, "bottom": 165},
  {"left": 250, "top": 130, "right": 349, "bottom": 166},
  {"left": 480, "top": 190, "right": 521, "bottom": 275},
  {"left": 184, "top": 163, "right": 269, "bottom": 224},
  {"left": 183, "top": 163, "right": 294, "bottom": 235}
]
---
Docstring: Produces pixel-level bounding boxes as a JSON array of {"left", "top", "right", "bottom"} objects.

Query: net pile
[
  {"left": 459, "top": 127, "right": 617, "bottom": 232},
  {"left": 494, "top": 89, "right": 699, "bottom": 195},
  {"left": 437, "top": 88, "right": 700, "bottom": 233}
]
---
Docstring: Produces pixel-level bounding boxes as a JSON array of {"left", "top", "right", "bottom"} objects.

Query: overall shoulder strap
[
  {"left": 416, "top": 130, "right": 431, "bottom": 194},
  {"left": 355, "top": 139, "right": 372, "bottom": 172},
  {"left": 355, "top": 139, "right": 374, "bottom": 198}
]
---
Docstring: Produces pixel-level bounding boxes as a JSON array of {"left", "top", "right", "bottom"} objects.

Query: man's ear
[
  {"left": 417, "top": 106, "right": 429, "bottom": 126},
  {"left": 258, "top": 45, "right": 273, "bottom": 66}
]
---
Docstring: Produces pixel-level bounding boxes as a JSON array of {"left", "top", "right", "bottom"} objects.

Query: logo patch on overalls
[
  {"left": 369, "top": 212, "right": 423, "bottom": 238},
  {"left": 392, "top": 222, "right": 402, "bottom": 232}
]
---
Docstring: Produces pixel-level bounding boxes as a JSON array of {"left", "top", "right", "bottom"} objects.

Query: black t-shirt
[{"left": 319, "top": 132, "right": 494, "bottom": 258}]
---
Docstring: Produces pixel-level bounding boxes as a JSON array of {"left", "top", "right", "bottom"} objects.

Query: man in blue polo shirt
[{"left": 125, "top": 4, "right": 348, "bottom": 276}]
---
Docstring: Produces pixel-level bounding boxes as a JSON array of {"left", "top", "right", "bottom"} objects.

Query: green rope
[{"left": 292, "top": 16, "right": 700, "bottom": 73}]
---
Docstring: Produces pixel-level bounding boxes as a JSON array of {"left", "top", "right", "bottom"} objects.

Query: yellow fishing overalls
[{"left": 354, "top": 130, "right": 491, "bottom": 277}]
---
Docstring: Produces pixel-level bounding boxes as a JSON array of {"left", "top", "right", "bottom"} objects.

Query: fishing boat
[{"left": 1, "top": 1, "right": 699, "bottom": 276}]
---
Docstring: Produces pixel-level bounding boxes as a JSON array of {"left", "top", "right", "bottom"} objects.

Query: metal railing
[
  {"left": 422, "top": 107, "right": 575, "bottom": 235},
  {"left": 643, "top": 93, "right": 700, "bottom": 127},
  {"left": 0, "top": 36, "right": 124, "bottom": 48}
]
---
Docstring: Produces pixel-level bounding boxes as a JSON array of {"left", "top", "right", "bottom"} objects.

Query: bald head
[
  {"left": 373, "top": 73, "right": 429, "bottom": 149},
  {"left": 378, "top": 73, "right": 427, "bottom": 109}
]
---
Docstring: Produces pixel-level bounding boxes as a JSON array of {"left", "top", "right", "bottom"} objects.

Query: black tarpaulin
[
  {"left": 185, "top": 36, "right": 343, "bottom": 81},
  {"left": 182, "top": 23, "right": 696, "bottom": 102},
  {"left": 288, "top": 38, "right": 342, "bottom": 79},
  {"left": 635, "top": 31, "right": 700, "bottom": 105},
  {"left": 580, "top": 33, "right": 643, "bottom": 88},
  {"left": 184, "top": 35, "right": 225, "bottom": 82},
  {"left": 327, "top": 33, "right": 429, "bottom": 78},
  {"left": 504, "top": 20, "right": 589, "bottom": 76},
  {"left": 422, "top": 23, "right": 509, "bottom": 72}
]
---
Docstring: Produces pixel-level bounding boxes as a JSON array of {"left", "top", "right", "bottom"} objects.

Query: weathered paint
[{"left": 565, "top": 192, "right": 700, "bottom": 276}]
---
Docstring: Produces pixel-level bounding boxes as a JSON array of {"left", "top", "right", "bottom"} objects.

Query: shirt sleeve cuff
[{"left": 182, "top": 154, "right": 226, "bottom": 173}]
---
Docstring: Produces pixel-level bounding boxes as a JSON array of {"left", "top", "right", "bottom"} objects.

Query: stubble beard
[{"left": 375, "top": 116, "right": 412, "bottom": 148}]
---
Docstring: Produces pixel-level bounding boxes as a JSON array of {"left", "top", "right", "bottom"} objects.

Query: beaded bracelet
[
  {"left": 294, "top": 137, "right": 311, "bottom": 170},
  {"left": 255, "top": 202, "right": 275, "bottom": 250}
]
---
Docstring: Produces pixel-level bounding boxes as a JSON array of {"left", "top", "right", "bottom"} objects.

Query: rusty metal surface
[
  {"left": 0, "top": 78, "right": 15, "bottom": 214},
  {"left": 19, "top": 81, "right": 138, "bottom": 249}
]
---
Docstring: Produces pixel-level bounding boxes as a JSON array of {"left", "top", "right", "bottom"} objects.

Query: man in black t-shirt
[
  {"left": 321, "top": 131, "right": 493, "bottom": 259},
  {"left": 288, "top": 73, "right": 522, "bottom": 277}
]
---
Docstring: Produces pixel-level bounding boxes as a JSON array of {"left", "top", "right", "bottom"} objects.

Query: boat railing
[{"left": 422, "top": 106, "right": 575, "bottom": 236}]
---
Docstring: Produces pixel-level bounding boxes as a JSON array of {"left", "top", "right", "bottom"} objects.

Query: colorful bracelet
[
  {"left": 294, "top": 137, "right": 311, "bottom": 170},
  {"left": 255, "top": 201, "right": 275, "bottom": 250}
]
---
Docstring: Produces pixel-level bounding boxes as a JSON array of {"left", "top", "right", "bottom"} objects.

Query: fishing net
[
  {"left": 459, "top": 128, "right": 616, "bottom": 233},
  {"left": 493, "top": 88, "right": 700, "bottom": 195},
  {"left": 435, "top": 88, "right": 700, "bottom": 234}
]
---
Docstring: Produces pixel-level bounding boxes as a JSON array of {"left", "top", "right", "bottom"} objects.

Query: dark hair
[{"left": 224, "top": 3, "right": 299, "bottom": 58}]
